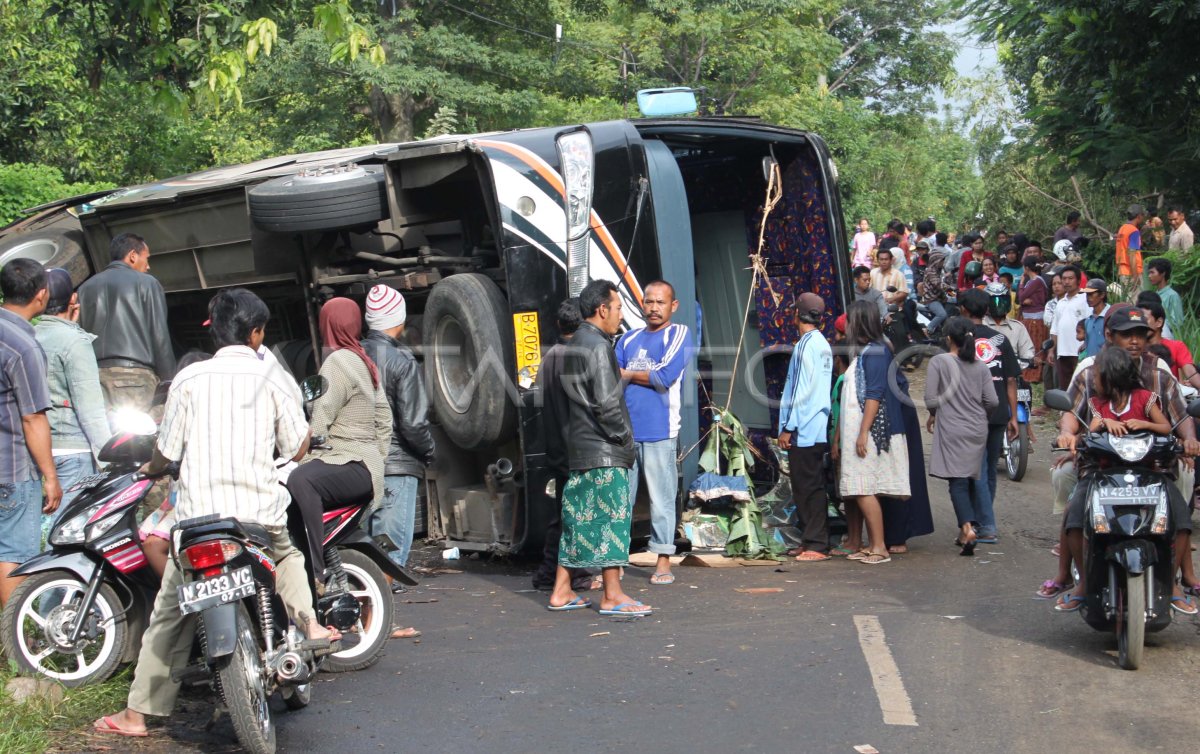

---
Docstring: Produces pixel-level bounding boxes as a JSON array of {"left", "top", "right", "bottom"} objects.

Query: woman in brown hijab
[{"left": 286, "top": 298, "right": 392, "bottom": 588}]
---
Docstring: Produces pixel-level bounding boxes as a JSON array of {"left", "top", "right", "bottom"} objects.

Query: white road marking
[{"left": 854, "top": 614, "right": 918, "bottom": 726}]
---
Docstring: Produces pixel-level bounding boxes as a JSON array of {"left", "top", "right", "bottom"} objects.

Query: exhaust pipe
[{"left": 276, "top": 651, "right": 310, "bottom": 684}]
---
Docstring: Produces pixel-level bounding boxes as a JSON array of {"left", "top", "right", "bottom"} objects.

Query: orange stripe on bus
[{"left": 476, "top": 138, "right": 644, "bottom": 309}]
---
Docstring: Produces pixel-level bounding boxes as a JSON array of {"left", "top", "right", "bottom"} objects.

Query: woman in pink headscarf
[{"left": 286, "top": 298, "right": 392, "bottom": 587}]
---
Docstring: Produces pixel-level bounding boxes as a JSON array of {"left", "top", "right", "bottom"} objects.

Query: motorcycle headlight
[
  {"left": 1109, "top": 434, "right": 1153, "bottom": 463},
  {"left": 50, "top": 502, "right": 104, "bottom": 545}
]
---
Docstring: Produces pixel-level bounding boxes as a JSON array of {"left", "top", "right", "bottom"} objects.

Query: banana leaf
[{"left": 696, "top": 408, "right": 783, "bottom": 560}]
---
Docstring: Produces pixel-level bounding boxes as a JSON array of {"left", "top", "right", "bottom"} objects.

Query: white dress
[{"left": 838, "top": 359, "right": 911, "bottom": 499}]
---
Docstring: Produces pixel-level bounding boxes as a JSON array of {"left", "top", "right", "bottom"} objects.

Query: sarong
[{"left": 559, "top": 467, "right": 632, "bottom": 569}]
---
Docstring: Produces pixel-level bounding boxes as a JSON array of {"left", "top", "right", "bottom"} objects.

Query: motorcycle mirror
[
  {"left": 1043, "top": 389, "right": 1073, "bottom": 413},
  {"left": 1188, "top": 399, "right": 1200, "bottom": 419},
  {"left": 1042, "top": 339, "right": 1054, "bottom": 353},
  {"left": 300, "top": 375, "right": 329, "bottom": 402},
  {"left": 111, "top": 408, "right": 157, "bottom": 436}
]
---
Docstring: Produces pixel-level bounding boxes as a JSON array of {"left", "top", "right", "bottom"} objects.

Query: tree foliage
[{"left": 961, "top": 0, "right": 1200, "bottom": 201}]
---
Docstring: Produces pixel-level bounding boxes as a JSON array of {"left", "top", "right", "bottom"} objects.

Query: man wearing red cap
[{"left": 777, "top": 292, "right": 834, "bottom": 561}]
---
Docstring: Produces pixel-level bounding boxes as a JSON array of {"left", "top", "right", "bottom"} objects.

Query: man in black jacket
[
  {"left": 548, "top": 280, "right": 650, "bottom": 617},
  {"left": 360, "top": 285, "right": 435, "bottom": 610},
  {"left": 531, "top": 298, "right": 596, "bottom": 592},
  {"left": 77, "top": 232, "right": 175, "bottom": 411}
]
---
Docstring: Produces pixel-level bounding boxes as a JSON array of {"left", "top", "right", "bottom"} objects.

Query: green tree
[{"left": 960, "top": 0, "right": 1200, "bottom": 201}]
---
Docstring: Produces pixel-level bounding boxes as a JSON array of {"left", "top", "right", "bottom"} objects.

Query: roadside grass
[{"left": 0, "top": 663, "right": 130, "bottom": 754}]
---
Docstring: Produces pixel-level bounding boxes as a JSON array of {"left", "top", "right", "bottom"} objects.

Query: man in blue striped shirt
[
  {"left": 617, "top": 280, "right": 691, "bottom": 585},
  {"left": 777, "top": 293, "right": 833, "bottom": 561}
]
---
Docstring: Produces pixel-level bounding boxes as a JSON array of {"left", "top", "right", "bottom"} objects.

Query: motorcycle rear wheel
[
  {"left": 322, "top": 549, "right": 390, "bottom": 673},
  {"left": 216, "top": 603, "right": 277, "bottom": 754},
  {"left": 1004, "top": 423, "right": 1029, "bottom": 481},
  {"left": 0, "top": 570, "right": 128, "bottom": 687},
  {"left": 1116, "top": 573, "right": 1146, "bottom": 671}
]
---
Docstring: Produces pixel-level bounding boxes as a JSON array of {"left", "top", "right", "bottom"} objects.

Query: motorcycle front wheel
[
  {"left": 1004, "top": 423, "right": 1029, "bottom": 481},
  {"left": 216, "top": 603, "right": 277, "bottom": 754},
  {"left": 0, "top": 570, "right": 128, "bottom": 687},
  {"left": 1116, "top": 572, "right": 1146, "bottom": 671}
]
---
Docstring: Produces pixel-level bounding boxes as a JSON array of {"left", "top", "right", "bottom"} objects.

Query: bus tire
[
  {"left": 0, "top": 229, "right": 90, "bottom": 287},
  {"left": 423, "top": 274, "right": 516, "bottom": 450},
  {"left": 248, "top": 166, "right": 387, "bottom": 233}
]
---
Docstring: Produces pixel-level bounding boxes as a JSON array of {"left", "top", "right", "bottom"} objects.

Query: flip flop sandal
[
  {"left": 959, "top": 539, "right": 977, "bottom": 557},
  {"left": 795, "top": 551, "right": 831, "bottom": 562},
  {"left": 1036, "top": 579, "right": 1072, "bottom": 599},
  {"left": 858, "top": 553, "right": 892, "bottom": 565},
  {"left": 93, "top": 716, "right": 148, "bottom": 738},
  {"left": 846, "top": 550, "right": 873, "bottom": 561},
  {"left": 650, "top": 572, "right": 675, "bottom": 585},
  {"left": 830, "top": 546, "right": 857, "bottom": 557},
  {"left": 598, "top": 600, "right": 652, "bottom": 617},
  {"left": 1171, "top": 595, "right": 1199, "bottom": 616},
  {"left": 1054, "top": 594, "right": 1085, "bottom": 612},
  {"left": 547, "top": 596, "right": 593, "bottom": 612},
  {"left": 786, "top": 547, "right": 806, "bottom": 557},
  {"left": 389, "top": 626, "right": 422, "bottom": 639}
]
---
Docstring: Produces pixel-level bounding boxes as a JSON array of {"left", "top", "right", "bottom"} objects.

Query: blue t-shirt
[
  {"left": 615, "top": 323, "right": 691, "bottom": 442},
  {"left": 777, "top": 330, "right": 833, "bottom": 447}
]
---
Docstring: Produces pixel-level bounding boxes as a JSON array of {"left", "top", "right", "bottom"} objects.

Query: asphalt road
[{"left": 70, "top": 408, "right": 1200, "bottom": 753}]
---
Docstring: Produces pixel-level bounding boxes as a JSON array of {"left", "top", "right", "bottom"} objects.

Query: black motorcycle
[{"left": 1045, "top": 388, "right": 1200, "bottom": 670}]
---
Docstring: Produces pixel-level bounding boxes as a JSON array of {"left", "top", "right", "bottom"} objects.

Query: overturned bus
[{"left": 0, "top": 110, "right": 852, "bottom": 556}]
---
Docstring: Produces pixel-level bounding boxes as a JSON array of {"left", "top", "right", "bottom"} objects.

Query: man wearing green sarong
[{"left": 549, "top": 279, "right": 652, "bottom": 617}]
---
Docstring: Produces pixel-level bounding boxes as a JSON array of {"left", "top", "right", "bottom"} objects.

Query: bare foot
[
  {"left": 304, "top": 621, "right": 341, "bottom": 642},
  {"left": 389, "top": 626, "right": 421, "bottom": 639},
  {"left": 887, "top": 545, "right": 908, "bottom": 554}
]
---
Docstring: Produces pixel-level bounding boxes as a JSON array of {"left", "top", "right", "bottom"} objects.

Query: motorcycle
[
  {"left": 171, "top": 512, "right": 325, "bottom": 754},
  {"left": 0, "top": 410, "right": 168, "bottom": 687},
  {"left": 283, "top": 375, "right": 418, "bottom": 674},
  {"left": 1044, "top": 388, "right": 1200, "bottom": 670}
]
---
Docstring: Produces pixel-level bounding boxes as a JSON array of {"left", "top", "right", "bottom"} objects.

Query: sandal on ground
[
  {"left": 547, "top": 596, "right": 592, "bottom": 612},
  {"left": 650, "top": 572, "right": 675, "bottom": 585},
  {"left": 958, "top": 538, "right": 977, "bottom": 557},
  {"left": 1036, "top": 579, "right": 1072, "bottom": 599},
  {"left": 1054, "top": 593, "right": 1085, "bottom": 612},
  {"left": 389, "top": 626, "right": 422, "bottom": 639},
  {"left": 598, "top": 601, "right": 652, "bottom": 617},
  {"left": 887, "top": 545, "right": 908, "bottom": 554},
  {"left": 93, "top": 716, "right": 148, "bottom": 738},
  {"left": 1183, "top": 582, "right": 1200, "bottom": 599},
  {"left": 846, "top": 549, "right": 873, "bottom": 561},
  {"left": 1050, "top": 544, "right": 1061, "bottom": 558},
  {"left": 1171, "top": 595, "right": 1199, "bottom": 615},
  {"left": 796, "top": 550, "right": 831, "bottom": 562},
  {"left": 786, "top": 547, "right": 805, "bottom": 557},
  {"left": 830, "top": 546, "right": 857, "bottom": 557},
  {"left": 858, "top": 553, "right": 891, "bottom": 565}
]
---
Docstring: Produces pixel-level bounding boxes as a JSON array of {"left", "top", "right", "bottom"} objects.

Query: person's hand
[
  {"left": 1056, "top": 431, "right": 1078, "bottom": 454},
  {"left": 926, "top": 414, "right": 936, "bottom": 433},
  {"left": 1102, "top": 418, "right": 1128, "bottom": 437},
  {"left": 830, "top": 442, "right": 840, "bottom": 462},
  {"left": 1123, "top": 419, "right": 1151, "bottom": 432},
  {"left": 778, "top": 431, "right": 792, "bottom": 451},
  {"left": 1183, "top": 439, "right": 1200, "bottom": 458},
  {"left": 42, "top": 477, "right": 62, "bottom": 514},
  {"left": 856, "top": 432, "right": 869, "bottom": 458},
  {"left": 1007, "top": 418, "right": 1019, "bottom": 441}
]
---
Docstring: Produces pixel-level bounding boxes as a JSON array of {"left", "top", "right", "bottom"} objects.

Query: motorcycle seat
[
  {"left": 176, "top": 516, "right": 271, "bottom": 549},
  {"left": 240, "top": 523, "right": 272, "bottom": 549}
]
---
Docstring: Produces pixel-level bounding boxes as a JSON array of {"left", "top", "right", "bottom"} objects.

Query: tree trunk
[{"left": 368, "top": 86, "right": 417, "bottom": 143}]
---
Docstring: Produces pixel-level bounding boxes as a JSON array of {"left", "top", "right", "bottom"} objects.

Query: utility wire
[{"left": 438, "top": 0, "right": 630, "bottom": 65}]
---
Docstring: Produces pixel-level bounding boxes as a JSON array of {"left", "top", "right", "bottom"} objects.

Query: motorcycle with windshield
[{"left": 1044, "top": 388, "right": 1200, "bottom": 670}]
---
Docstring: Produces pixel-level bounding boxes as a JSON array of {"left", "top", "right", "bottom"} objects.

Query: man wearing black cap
[
  {"left": 34, "top": 268, "right": 112, "bottom": 517},
  {"left": 1076, "top": 277, "right": 1110, "bottom": 358},
  {"left": 777, "top": 292, "right": 834, "bottom": 560},
  {"left": 1043, "top": 304, "right": 1200, "bottom": 609}
]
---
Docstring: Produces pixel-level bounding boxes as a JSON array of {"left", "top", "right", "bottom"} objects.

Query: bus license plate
[{"left": 177, "top": 566, "right": 255, "bottom": 615}]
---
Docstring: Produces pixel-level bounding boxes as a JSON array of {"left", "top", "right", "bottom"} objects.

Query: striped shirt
[
  {"left": 157, "top": 345, "right": 308, "bottom": 527},
  {"left": 615, "top": 323, "right": 691, "bottom": 442},
  {"left": 0, "top": 308, "right": 51, "bottom": 483}
]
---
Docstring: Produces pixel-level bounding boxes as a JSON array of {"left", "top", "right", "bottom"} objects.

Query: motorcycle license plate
[
  {"left": 177, "top": 566, "right": 255, "bottom": 615},
  {"left": 66, "top": 472, "right": 107, "bottom": 493},
  {"left": 1097, "top": 486, "right": 1160, "bottom": 507},
  {"left": 1017, "top": 389, "right": 1032, "bottom": 402}
]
